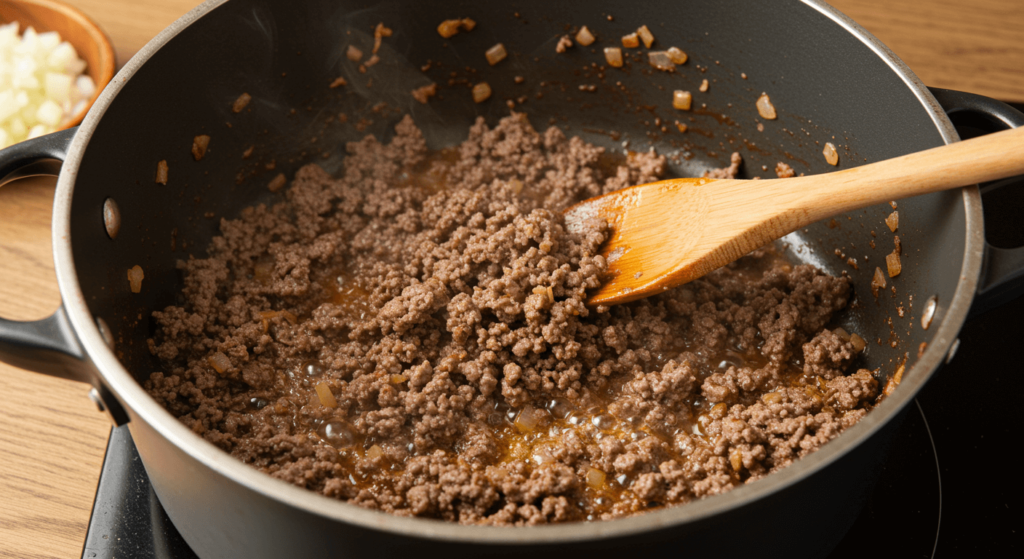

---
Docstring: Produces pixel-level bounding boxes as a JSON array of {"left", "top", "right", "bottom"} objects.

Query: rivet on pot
[
  {"left": 103, "top": 198, "right": 121, "bottom": 239},
  {"left": 87, "top": 387, "right": 106, "bottom": 412},
  {"left": 96, "top": 316, "right": 115, "bottom": 349},
  {"left": 946, "top": 338, "right": 960, "bottom": 364},
  {"left": 921, "top": 296, "right": 938, "bottom": 330}
]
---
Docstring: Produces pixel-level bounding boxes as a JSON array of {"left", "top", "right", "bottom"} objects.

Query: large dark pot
[{"left": 1, "top": 1, "right": 1023, "bottom": 557}]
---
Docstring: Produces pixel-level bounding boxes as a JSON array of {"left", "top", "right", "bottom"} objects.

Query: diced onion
[
  {"left": 604, "top": 47, "right": 623, "bottom": 68},
  {"left": 586, "top": 467, "right": 606, "bottom": 488},
  {"left": 886, "top": 251, "right": 902, "bottom": 278},
  {"left": 823, "top": 142, "right": 839, "bottom": 166},
  {"left": 0, "top": 22, "right": 95, "bottom": 144},
  {"left": 156, "top": 160, "right": 169, "bottom": 184},
  {"left": 315, "top": 382, "right": 338, "bottom": 408},
  {"left": 885, "top": 211, "right": 899, "bottom": 232},
  {"left": 621, "top": 33, "right": 640, "bottom": 48},
  {"left": 192, "top": 134, "right": 210, "bottom": 160},
  {"left": 637, "top": 25, "right": 655, "bottom": 48},
  {"left": 485, "top": 43, "right": 507, "bottom": 66},
  {"left": 346, "top": 44, "right": 363, "bottom": 61},
  {"left": 699, "top": 79, "right": 709, "bottom": 93},
  {"left": 850, "top": 333, "right": 867, "bottom": 353},
  {"left": 672, "top": 90, "right": 692, "bottom": 111},
  {"left": 232, "top": 92, "right": 251, "bottom": 112},
  {"left": 366, "top": 444, "right": 384, "bottom": 459},
  {"left": 647, "top": 51, "right": 674, "bottom": 71},
  {"left": 208, "top": 351, "right": 231, "bottom": 373},
  {"left": 575, "top": 26, "right": 595, "bottom": 46},
  {"left": 555, "top": 35, "right": 573, "bottom": 53},
  {"left": 460, "top": 18, "right": 476, "bottom": 31},
  {"left": 871, "top": 266, "right": 887, "bottom": 296},
  {"left": 666, "top": 46, "right": 688, "bottom": 64},
  {"left": 472, "top": 82, "right": 492, "bottom": 103},
  {"left": 268, "top": 173, "right": 287, "bottom": 192},
  {"left": 756, "top": 92, "right": 777, "bottom": 120},
  {"left": 437, "top": 19, "right": 461, "bottom": 38},
  {"left": 127, "top": 265, "right": 144, "bottom": 293}
]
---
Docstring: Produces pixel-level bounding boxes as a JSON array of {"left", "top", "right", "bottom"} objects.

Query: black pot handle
[
  {"left": 929, "top": 88, "right": 1024, "bottom": 316},
  {"left": 0, "top": 128, "right": 93, "bottom": 383}
]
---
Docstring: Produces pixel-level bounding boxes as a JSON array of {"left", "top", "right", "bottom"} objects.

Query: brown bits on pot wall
[
  {"left": 192, "top": 135, "right": 210, "bottom": 161},
  {"left": 411, "top": 83, "right": 437, "bottom": 104},
  {"left": 555, "top": 35, "right": 573, "bottom": 53},
  {"left": 870, "top": 266, "right": 887, "bottom": 296}
]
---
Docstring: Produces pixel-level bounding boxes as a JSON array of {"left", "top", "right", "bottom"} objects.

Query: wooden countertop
[{"left": 1, "top": 1, "right": 1022, "bottom": 557}]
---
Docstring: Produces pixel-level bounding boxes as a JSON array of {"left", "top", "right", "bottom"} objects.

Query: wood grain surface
[{"left": 0, "top": 1, "right": 1021, "bottom": 557}]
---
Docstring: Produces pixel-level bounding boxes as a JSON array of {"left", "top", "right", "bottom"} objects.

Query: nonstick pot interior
[{"left": 60, "top": 0, "right": 968, "bottom": 554}]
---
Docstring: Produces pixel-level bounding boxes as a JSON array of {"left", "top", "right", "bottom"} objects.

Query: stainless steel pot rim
[{"left": 50, "top": 0, "right": 981, "bottom": 544}]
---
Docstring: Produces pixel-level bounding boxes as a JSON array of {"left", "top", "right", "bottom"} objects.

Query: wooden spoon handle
[{"left": 758, "top": 125, "right": 1024, "bottom": 224}]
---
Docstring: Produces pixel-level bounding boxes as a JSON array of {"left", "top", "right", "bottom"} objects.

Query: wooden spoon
[{"left": 564, "top": 125, "right": 1024, "bottom": 306}]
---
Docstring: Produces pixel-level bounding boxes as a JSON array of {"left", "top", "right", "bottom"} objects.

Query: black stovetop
[{"left": 80, "top": 117, "right": 1024, "bottom": 559}]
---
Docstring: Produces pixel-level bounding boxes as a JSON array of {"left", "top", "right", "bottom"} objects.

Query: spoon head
[{"left": 564, "top": 177, "right": 719, "bottom": 306}]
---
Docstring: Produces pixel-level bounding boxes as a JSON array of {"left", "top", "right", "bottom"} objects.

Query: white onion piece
[{"left": 1, "top": 24, "right": 94, "bottom": 144}]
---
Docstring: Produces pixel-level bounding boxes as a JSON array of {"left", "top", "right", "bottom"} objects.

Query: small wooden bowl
[{"left": 0, "top": 0, "right": 115, "bottom": 130}]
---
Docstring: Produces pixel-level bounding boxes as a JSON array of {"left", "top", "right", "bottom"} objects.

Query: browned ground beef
[{"left": 145, "top": 113, "right": 876, "bottom": 525}]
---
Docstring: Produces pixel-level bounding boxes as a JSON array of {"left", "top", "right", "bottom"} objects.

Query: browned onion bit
[
  {"left": 886, "top": 251, "right": 902, "bottom": 278},
  {"left": 886, "top": 210, "right": 899, "bottom": 232},
  {"left": 621, "top": 32, "right": 640, "bottom": 48},
  {"left": 756, "top": 93, "right": 777, "bottom": 120},
  {"left": 648, "top": 51, "right": 674, "bottom": 71},
  {"left": 127, "top": 265, "right": 144, "bottom": 293},
  {"left": 437, "top": 19, "right": 460, "bottom": 38},
  {"left": 315, "top": 382, "right": 338, "bottom": 408},
  {"left": 575, "top": 26, "right": 595, "bottom": 46},
  {"left": 411, "top": 83, "right": 437, "bottom": 104},
  {"left": 637, "top": 25, "right": 655, "bottom": 48},
  {"left": 871, "top": 266, "right": 887, "bottom": 296},
  {"left": 699, "top": 79, "right": 709, "bottom": 92},
  {"left": 346, "top": 44, "right": 363, "bottom": 62},
  {"left": 472, "top": 82, "right": 492, "bottom": 103},
  {"left": 231, "top": 92, "right": 251, "bottom": 113},
  {"left": 372, "top": 22, "right": 392, "bottom": 54},
  {"left": 485, "top": 43, "right": 507, "bottom": 65},
  {"left": 672, "top": 90, "right": 692, "bottom": 111},
  {"left": 192, "top": 135, "right": 210, "bottom": 161},
  {"left": 208, "top": 351, "right": 231, "bottom": 374},
  {"left": 823, "top": 142, "right": 839, "bottom": 166},
  {"left": 604, "top": 47, "right": 623, "bottom": 68},
  {"left": 666, "top": 46, "right": 688, "bottom": 64},
  {"left": 155, "top": 160, "right": 168, "bottom": 184},
  {"left": 267, "top": 173, "right": 287, "bottom": 192},
  {"left": 329, "top": 76, "right": 347, "bottom": 88},
  {"left": 555, "top": 35, "right": 573, "bottom": 53}
]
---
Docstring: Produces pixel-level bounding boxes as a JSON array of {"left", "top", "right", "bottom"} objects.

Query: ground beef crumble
[{"left": 145, "top": 114, "right": 875, "bottom": 525}]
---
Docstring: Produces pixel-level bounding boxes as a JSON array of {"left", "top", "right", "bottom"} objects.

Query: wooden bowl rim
[{"left": 0, "top": 0, "right": 116, "bottom": 130}]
